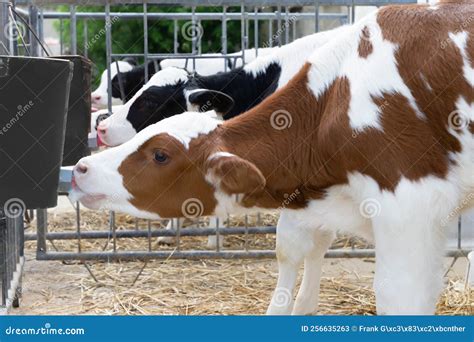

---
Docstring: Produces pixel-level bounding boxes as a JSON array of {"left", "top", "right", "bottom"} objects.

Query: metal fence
[
  {"left": 0, "top": 212, "right": 25, "bottom": 314},
  {"left": 4, "top": 0, "right": 472, "bottom": 263}
]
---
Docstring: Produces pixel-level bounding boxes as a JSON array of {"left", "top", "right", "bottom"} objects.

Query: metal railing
[{"left": 0, "top": 211, "right": 25, "bottom": 314}]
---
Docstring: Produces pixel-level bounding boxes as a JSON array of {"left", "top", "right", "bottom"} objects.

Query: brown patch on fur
[
  {"left": 358, "top": 26, "right": 373, "bottom": 58},
  {"left": 119, "top": 134, "right": 217, "bottom": 217}
]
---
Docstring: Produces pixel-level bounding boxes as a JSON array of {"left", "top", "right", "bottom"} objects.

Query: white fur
[
  {"left": 449, "top": 31, "right": 474, "bottom": 88},
  {"left": 307, "top": 12, "right": 424, "bottom": 131},
  {"left": 245, "top": 25, "right": 351, "bottom": 88}
]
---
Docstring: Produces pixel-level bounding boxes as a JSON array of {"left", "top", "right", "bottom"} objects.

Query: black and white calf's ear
[
  {"left": 187, "top": 89, "right": 235, "bottom": 115},
  {"left": 122, "top": 57, "right": 137, "bottom": 66},
  {"left": 206, "top": 153, "right": 266, "bottom": 196}
]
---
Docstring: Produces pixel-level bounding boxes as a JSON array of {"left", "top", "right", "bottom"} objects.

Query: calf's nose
[{"left": 74, "top": 162, "right": 88, "bottom": 175}]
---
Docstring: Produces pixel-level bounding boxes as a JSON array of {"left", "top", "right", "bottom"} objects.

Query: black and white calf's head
[
  {"left": 111, "top": 60, "right": 161, "bottom": 102},
  {"left": 97, "top": 67, "right": 191, "bottom": 146},
  {"left": 96, "top": 61, "right": 282, "bottom": 147},
  {"left": 91, "top": 60, "right": 135, "bottom": 108}
]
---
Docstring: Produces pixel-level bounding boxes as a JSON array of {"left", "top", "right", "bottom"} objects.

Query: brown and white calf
[{"left": 70, "top": 2, "right": 474, "bottom": 315}]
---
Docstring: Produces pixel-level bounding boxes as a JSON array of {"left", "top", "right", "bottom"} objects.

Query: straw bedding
[{"left": 21, "top": 210, "right": 472, "bottom": 315}]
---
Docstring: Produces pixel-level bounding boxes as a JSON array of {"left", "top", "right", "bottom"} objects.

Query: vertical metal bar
[
  {"left": 70, "top": 5, "right": 77, "bottom": 55},
  {"left": 59, "top": 19, "right": 63, "bottom": 55},
  {"left": 276, "top": 4, "right": 282, "bottom": 47},
  {"left": 285, "top": 6, "right": 289, "bottom": 44},
  {"left": 176, "top": 218, "right": 181, "bottom": 252},
  {"left": 0, "top": 1, "right": 10, "bottom": 55},
  {"left": 36, "top": 209, "right": 47, "bottom": 256},
  {"left": 197, "top": 20, "right": 202, "bottom": 55},
  {"left": 268, "top": 19, "right": 273, "bottom": 48},
  {"left": 0, "top": 212, "right": 6, "bottom": 307},
  {"left": 147, "top": 220, "right": 152, "bottom": 252},
  {"left": 143, "top": 1, "right": 149, "bottom": 82},
  {"left": 457, "top": 217, "right": 462, "bottom": 249},
  {"left": 39, "top": 8, "right": 44, "bottom": 55},
  {"left": 222, "top": 6, "right": 228, "bottom": 71},
  {"left": 191, "top": 6, "right": 196, "bottom": 71},
  {"left": 83, "top": 19, "right": 88, "bottom": 58},
  {"left": 351, "top": 1, "right": 356, "bottom": 24},
  {"left": 110, "top": 211, "right": 116, "bottom": 252},
  {"left": 215, "top": 217, "right": 220, "bottom": 252},
  {"left": 241, "top": 3, "right": 246, "bottom": 64},
  {"left": 76, "top": 202, "right": 81, "bottom": 253},
  {"left": 105, "top": 2, "right": 112, "bottom": 111},
  {"left": 244, "top": 215, "right": 249, "bottom": 252},
  {"left": 173, "top": 19, "right": 178, "bottom": 54},
  {"left": 29, "top": 5, "right": 39, "bottom": 56},
  {"left": 253, "top": 7, "right": 259, "bottom": 53},
  {"left": 314, "top": 0, "right": 320, "bottom": 33}
]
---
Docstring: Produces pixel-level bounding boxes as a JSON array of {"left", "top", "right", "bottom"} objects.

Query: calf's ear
[
  {"left": 188, "top": 90, "right": 235, "bottom": 115},
  {"left": 206, "top": 154, "right": 265, "bottom": 195}
]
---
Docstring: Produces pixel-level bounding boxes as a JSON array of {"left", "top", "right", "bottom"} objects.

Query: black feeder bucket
[
  {"left": 0, "top": 56, "right": 73, "bottom": 209},
  {"left": 52, "top": 55, "right": 92, "bottom": 166}
]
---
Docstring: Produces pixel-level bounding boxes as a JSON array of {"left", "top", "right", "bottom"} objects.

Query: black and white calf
[
  {"left": 91, "top": 60, "right": 135, "bottom": 109},
  {"left": 107, "top": 49, "right": 275, "bottom": 107},
  {"left": 97, "top": 26, "right": 348, "bottom": 147}
]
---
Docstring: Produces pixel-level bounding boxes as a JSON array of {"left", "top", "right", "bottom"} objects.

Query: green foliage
[{"left": 54, "top": 5, "right": 247, "bottom": 85}]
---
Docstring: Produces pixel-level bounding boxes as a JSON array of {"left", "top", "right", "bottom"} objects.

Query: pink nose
[
  {"left": 75, "top": 162, "right": 88, "bottom": 175},
  {"left": 97, "top": 121, "right": 107, "bottom": 137},
  {"left": 93, "top": 95, "right": 101, "bottom": 101}
]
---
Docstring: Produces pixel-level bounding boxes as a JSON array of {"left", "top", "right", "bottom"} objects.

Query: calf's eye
[{"left": 154, "top": 150, "right": 169, "bottom": 164}]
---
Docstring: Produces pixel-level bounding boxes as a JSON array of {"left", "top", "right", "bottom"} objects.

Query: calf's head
[
  {"left": 97, "top": 69, "right": 236, "bottom": 147},
  {"left": 70, "top": 112, "right": 265, "bottom": 219},
  {"left": 96, "top": 67, "right": 190, "bottom": 146},
  {"left": 91, "top": 61, "right": 134, "bottom": 107}
]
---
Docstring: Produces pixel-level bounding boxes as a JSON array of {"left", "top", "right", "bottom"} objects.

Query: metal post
[
  {"left": 0, "top": 1, "right": 10, "bottom": 55},
  {"left": 143, "top": 1, "right": 149, "bottom": 82},
  {"left": 314, "top": 0, "right": 320, "bottom": 32},
  {"left": 29, "top": 5, "right": 39, "bottom": 56},
  {"left": 70, "top": 5, "right": 77, "bottom": 54},
  {"left": 0, "top": 211, "right": 6, "bottom": 308},
  {"left": 83, "top": 19, "right": 88, "bottom": 58},
  {"left": 222, "top": 6, "right": 227, "bottom": 71},
  {"left": 36, "top": 209, "right": 48, "bottom": 257},
  {"left": 105, "top": 2, "right": 112, "bottom": 111}
]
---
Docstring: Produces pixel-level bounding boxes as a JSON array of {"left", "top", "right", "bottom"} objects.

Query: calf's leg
[
  {"left": 373, "top": 212, "right": 445, "bottom": 315},
  {"left": 292, "top": 229, "right": 335, "bottom": 315},
  {"left": 267, "top": 211, "right": 315, "bottom": 315}
]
